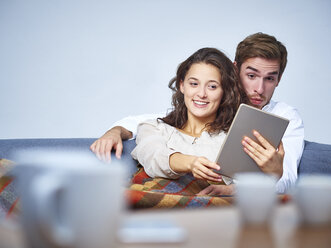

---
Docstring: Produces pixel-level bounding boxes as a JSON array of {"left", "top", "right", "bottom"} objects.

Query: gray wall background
[{"left": 1, "top": 0, "right": 331, "bottom": 143}]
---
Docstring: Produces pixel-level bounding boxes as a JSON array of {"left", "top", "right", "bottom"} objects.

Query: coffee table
[
  {"left": 117, "top": 203, "right": 331, "bottom": 248},
  {"left": 1, "top": 203, "right": 330, "bottom": 248}
]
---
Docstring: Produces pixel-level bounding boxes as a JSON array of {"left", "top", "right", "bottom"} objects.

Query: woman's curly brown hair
[{"left": 160, "top": 47, "right": 248, "bottom": 134}]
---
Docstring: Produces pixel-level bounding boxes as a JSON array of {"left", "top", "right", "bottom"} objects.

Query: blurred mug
[
  {"left": 14, "top": 149, "right": 127, "bottom": 248},
  {"left": 235, "top": 172, "right": 277, "bottom": 225},
  {"left": 294, "top": 174, "right": 331, "bottom": 226}
]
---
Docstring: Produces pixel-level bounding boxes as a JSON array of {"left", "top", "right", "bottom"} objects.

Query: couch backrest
[
  {"left": 298, "top": 140, "right": 331, "bottom": 175},
  {"left": 0, "top": 138, "right": 139, "bottom": 176},
  {"left": 1, "top": 138, "right": 330, "bottom": 175}
]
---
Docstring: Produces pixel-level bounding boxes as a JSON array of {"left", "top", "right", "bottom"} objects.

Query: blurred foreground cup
[
  {"left": 294, "top": 174, "right": 331, "bottom": 226},
  {"left": 13, "top": 149, "right": 127, "bottom": 248},
  {"left": 235, "top": 172, "right": 277, "bottom": 226}
]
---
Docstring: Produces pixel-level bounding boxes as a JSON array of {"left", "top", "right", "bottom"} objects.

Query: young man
[{"left": 90, "top": 33, "right": 304, "bottom": 194}]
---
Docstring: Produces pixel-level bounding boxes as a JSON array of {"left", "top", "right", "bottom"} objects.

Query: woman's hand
[
  {"left": 169, "top": 153, "right": 222, "bottom": 182},
  {"left": 189, "top": 156, "right": 223, "bottom": 182}
]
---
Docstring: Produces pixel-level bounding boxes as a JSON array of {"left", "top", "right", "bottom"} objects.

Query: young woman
[{"left": 131, "top": 48, "right": 248, "bottom": 185}]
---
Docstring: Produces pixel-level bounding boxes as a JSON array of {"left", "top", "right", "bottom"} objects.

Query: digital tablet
[{"left": 215, "top": 104, "right": 289, "bottom": 179}]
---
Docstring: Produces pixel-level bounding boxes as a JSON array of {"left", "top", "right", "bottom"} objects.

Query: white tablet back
[{"left": 216, "top": 104, "right": 289, "bottom": 178}]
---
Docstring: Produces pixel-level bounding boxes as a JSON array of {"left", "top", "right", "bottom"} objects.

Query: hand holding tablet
[{"left": 215, "top": 104, "right": 289, "bottom": 179}]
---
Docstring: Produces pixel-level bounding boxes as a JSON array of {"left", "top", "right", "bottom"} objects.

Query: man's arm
[
  {"left": 276, "top": 111, "right": 304, "bottom": 193},
  {"left": 112, "top": 113, "right": 165, "bottom": 139},
  {"left": 241, "top": 105, "right": 304, "bottom": 193},
  {"left": 90, "top": 126, "right": 132, "bottom": 162},
  {"left": 90, "top": 113, "right": 164, "bottom": 162}
]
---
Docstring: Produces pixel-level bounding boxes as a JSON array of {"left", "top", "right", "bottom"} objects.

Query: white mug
[
  {"left": 14, "top": 149, "right": 127, "bottom": 248},
  {"left": 235, "top": 172, "right": 277, "bottom": 225},
  {"left": 294, "top": 174, "right": 331, "bottom": 226}
]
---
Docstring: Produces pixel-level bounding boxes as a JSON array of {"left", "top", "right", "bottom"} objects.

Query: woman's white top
[{"left": 130, "top": 119, "right": 232, "bottom": 184}]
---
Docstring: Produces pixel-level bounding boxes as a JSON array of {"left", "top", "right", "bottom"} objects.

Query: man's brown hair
[{"left": 235, "top": 32, "right": 288, "bottom": 79}]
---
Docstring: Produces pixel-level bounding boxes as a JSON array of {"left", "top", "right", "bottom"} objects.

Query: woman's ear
[
  {"left": 180, "top": 81, "right": 184, "bottom": 94},
  {"left": 233, "top": 61, "right": 238, "bottom": 70},
  {"left": 233, "top": 61, "right": 239, "bottom": 73}
]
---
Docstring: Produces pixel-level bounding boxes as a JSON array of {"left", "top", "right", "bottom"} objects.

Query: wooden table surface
[
  {"left": 117, "top": 203, "right": 331, "bottom": 248},
  {"left": 1, "top": 203, "right": 330, "bottom": 248}
]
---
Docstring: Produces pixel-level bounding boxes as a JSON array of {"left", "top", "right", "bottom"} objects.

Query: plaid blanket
[
  {"left": 1, "top": 157, "right": 231, "bottom": 217},
  {"left": 126, "top": 167, "right": 234, "bottom": 209},
  {"left": 0, "top": 158, "right": 289, "bottom": 214}
]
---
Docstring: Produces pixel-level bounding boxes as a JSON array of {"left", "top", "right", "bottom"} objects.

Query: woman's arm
[
  {"left": 131, "top": 121, "right": 182, "bottom": 179},
  {"left": 132, "top": 121, "right": 222, "bottom": 182},
  {"left": 133, "top": 120, "right": 223, "bottom": 182}
]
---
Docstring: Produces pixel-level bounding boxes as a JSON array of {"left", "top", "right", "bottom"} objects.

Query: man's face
[{"left": 239, "top": 57, "right": 280, "bottom": 109}]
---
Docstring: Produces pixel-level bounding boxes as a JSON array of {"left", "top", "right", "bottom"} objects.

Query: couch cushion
[
  {"left": 0, "top": 138, "right": 139, "bottom": 219},
  {"left": 298, "top": 141, "right": 331, "bottom": 174},
  {"left": 0, "top": 138, "right": 97, "bottom": 160},
  {"left": 0, "top": 159, "right": 19, "bottom": 219},
  {"left": 0, "top": 138, "right": 138, "bottom": 176}
]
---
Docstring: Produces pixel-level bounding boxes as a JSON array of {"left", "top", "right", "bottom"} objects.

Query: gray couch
[{"left": 0, "top": 138, "right": 331, "bottom": 175}]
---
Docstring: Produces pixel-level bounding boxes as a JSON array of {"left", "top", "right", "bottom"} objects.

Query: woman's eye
[
  {"left": 208, "top": 84, "right": 217, "bottom": 89},
  {"left": 189, "top": 82, "right": 198, "bottom": 86}
]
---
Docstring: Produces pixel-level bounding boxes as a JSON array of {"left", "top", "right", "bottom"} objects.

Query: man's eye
[
  {"left": 266, "top": 77, "right": 275, "bottom": 82},
  {"left": 247, "top": 74, "right": 255, "bottom": 79}
]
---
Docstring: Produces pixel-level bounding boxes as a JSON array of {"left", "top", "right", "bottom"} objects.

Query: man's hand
[
  {"left": 197, "top": 184, "right": 235, "bottom": 196},
  {"left": 242, "top": 130, "right": 284, "bottom": 178},
  {"left": 90, "top": 126, "right": 132, "bottom": 162}
]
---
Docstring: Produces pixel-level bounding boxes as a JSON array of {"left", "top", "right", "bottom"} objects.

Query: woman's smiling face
[{"left": 180, "top": 62, "right": 223, "bottom": 122}]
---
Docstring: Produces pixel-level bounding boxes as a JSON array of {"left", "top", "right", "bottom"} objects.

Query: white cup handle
[{"left": 31, "top": 173, "right": 74, "bottom": 246}]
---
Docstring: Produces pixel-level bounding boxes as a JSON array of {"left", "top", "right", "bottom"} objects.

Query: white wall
[{"left": 1, "top": 0, "right": 331, "bottom": 143}]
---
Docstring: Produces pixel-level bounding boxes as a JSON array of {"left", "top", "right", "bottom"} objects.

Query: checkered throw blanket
[
  {"left": 0, "top": 159, "right": 289, "bottom": 215},
  {"left": 0, "top": 158, "right": 233, "bottom": 219},
  {"left": 126, "top": 167, "right": 234, "bottom": 209}
]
